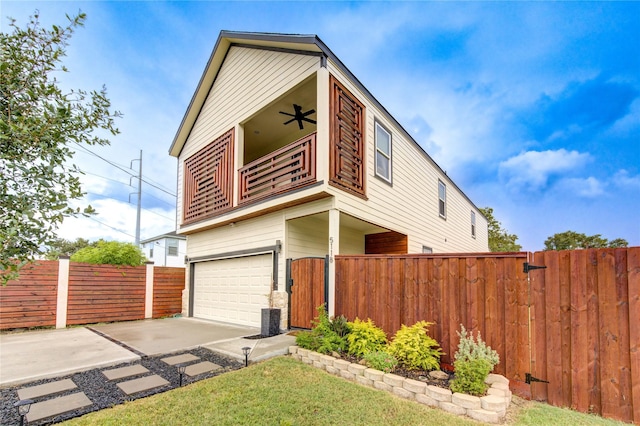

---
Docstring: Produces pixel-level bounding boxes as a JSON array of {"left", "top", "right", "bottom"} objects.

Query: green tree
[
  {"left": 71, "top": 240, "right": 146, "bottom": 266},
  {"left": 543, "top": 231, "right": 629, "bottom": 251},
  {"left": 1, "top": 11, "right": 120, "bottom": 284},
  {"left": 478, "top": 207, "right": 522, "bottom": 252},
  {"left": 44, "top": 237, "right": 94, "bottom": 260}
]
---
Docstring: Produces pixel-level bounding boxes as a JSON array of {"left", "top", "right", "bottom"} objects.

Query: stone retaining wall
[{"left": 289, "top": 346, "right": 512, "bottom": 424}]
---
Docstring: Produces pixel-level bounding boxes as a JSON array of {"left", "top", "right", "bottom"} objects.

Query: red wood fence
[
  {"left": 0, "top": 260, "right": 59, "bottom": 329},
  {"left": 335, "top": 248, "right": 639, "bottom": 424},
  {"left": 0, "top": 261, "right": 185, "bottom": 330},
  {"left": 153, "top": 267, "right": 186, "bottom": 318},
  {"left": 67, "top": 263, "right": 147, "bottom": 325}
]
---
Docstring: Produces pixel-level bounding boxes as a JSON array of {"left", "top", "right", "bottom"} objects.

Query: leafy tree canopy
[
  {"left": 478, "top": 207, "right": 522, "bottom": 252},
  {"left": 44, "top": 237, "right": 94, "bottom": 260},
  {"left": 1, "top": 11, "right": 120, "bottom": 284},
  {"left": 71, "top": 240, "right": 147, "bottom": 266},
  {"left": 543, "top": 231, "right": 628, "bottom": 251}
]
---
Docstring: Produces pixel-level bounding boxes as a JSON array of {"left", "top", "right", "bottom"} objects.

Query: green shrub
[
  {"left": 295, "top": 330, "right": 321, "bottom": 351},
  {"left": 346, "top": 318, "right": 388, "bottom": 358},
  {"left": 363, "top": 351, "right": 398, "bottom": 373},
  {"left": 450, "top": 325, "right": 500, "bottom": 396},
  {"left": 296, "top": 306, "right": 350, "bottom": 355},
  {"left": 388, "top": 321, "right": 443, "bottom": 371}
]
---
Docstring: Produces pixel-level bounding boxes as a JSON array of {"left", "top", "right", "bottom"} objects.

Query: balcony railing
[{"left": 239, "top": 133, "right": 316, "bottom": 204}]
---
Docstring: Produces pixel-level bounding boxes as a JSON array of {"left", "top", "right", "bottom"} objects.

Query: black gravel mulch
[{"left": 0, "top": 348, "right": 243, "bottom": 426}]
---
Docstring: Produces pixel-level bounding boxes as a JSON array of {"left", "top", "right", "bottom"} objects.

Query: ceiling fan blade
[
  {"left": 301, "top": 109, "right": 316, "bottom": 117},
  {"left": 301, "top": 117, "right": 316, "bottom": 124},
  {"left": 279, "top": 111, "right": 295, "bottom": 117},
  {"left": 283, "top": 117, "right": 297, "bottom": 125},
  {"left": 297, "top": 120, "right": 304, "bottom": 130}
]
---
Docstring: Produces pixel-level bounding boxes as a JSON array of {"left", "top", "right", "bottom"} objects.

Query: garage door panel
[{"left": 193, "top": 255, "right": 272, "bottom": 327}]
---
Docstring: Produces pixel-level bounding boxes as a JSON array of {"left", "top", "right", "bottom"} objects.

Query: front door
[{"left": 286, "top": 256, "right": 328, "bottom": 329}]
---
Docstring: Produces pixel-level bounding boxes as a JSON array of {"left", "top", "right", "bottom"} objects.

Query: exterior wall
[
  {"left": 184, "top": 198, "right": 334, "bottom": 325},
  {"left": 325, "top": 62, "right": 489, "bottom": 253},
  {"left": 287, "top": 214, "right": 329, "bottom": 259},
  {"left": 177, "top": 46, "right": 322, "bottom": 227}
]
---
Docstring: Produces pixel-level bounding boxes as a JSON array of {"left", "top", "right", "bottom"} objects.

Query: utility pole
[{"left": 130, "top": 150, "right": 142, "bottom": 245}]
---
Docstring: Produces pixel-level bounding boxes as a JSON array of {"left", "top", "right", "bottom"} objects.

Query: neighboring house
[
  {"left": 140, "top": 231, "right": 186, "bottom": 268},
  {"left": 169, "top": 31, "right": 489, "bottom": 329}
]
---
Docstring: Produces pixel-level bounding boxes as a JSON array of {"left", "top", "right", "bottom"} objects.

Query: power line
[
  {"left": 84, "top": 192, "right": 175, "bottom": 223},
  {"left": 85, "top": 216, "right": 136, "bottom": 240},
  {"left": 78, "top": 168, "right": 176, "bottom": 207},
  {"left": 73, "top": 143, "right": 177, "bottom": 197}
]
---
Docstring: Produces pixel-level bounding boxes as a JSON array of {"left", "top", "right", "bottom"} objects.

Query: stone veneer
[{"left": 289, "top": 346, "right": 512, "bottom": 424}]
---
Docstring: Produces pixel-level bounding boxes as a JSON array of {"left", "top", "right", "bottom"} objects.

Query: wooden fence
[
  {"left": 0, "top": 260, "right": 185, "bottom": 330},
  {"left": 334, "top": 248, "right": 639, "bottom": 424}
]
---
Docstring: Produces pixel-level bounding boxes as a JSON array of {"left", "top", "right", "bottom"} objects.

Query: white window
[
  {"left": 438, "top": 180, "right": 446, "bottom": 218},
  {"left": 149, "top": 247, "right": 154, "bottom": 258},
  {"left": 375, "top": 121, "right": 392, "bottom": 183},
  {"left": 167, "top": 239, "right": 179, "bottom": 256},
  {"left": 422, "top": 246, "right": 433, "bottom": 254},
  {"left": 471, "top": 211, "right": 476, "bottom": 238}
]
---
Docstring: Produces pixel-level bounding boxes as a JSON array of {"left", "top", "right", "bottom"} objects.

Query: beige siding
[
  {"left": 287, "top": 215, "right": 329, "bottom": 259},
  {"left": 176, "top": 47, "right": 321, "bottom": 224},
  {"left": 326, "top": 62, "right": 489, "bottom": 253}
]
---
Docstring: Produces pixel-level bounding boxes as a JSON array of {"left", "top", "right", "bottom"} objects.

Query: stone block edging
[{"left": 288, "top": 345, "right": 510, "bottom": 424}]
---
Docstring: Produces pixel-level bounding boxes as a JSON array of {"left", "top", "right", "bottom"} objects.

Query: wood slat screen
[
  {"left": 365, "top": 231, "right": 408, "bottom": 254},
  {"left": 153, "top": 267, "right": 185, "bottom": 318},
  {"left": 239, "top": 133, "right": 316, "bottom": 204},
  {"left": 183, "top": 128, "right": 234, "bottom": 224},
  {"left": 0, "top": 261, "right": 58, "bottom": 329},
  {"left": 67, "top": 263, "right": 146, "bottom": 324},
  {"left": 329, "top": 75, "right": 366, "bottom": 198}
]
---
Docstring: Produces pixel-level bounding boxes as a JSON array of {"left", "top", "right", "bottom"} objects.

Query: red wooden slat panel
[
  {"left": 627, "top": 247, "right": 640, "bottom": 424},
  {"left": 0, "top": 261, "right": 58, "bottom": 329},
  {"left": 530, "top": 251, "right": 548, "bottom": 401},
  {"left": 183, "top": 128, "right": 234, "bottom": 223},
  {"left": 329, "top": 75, "right": 366, "bottom": 198},
  {"left": 615, "top": 248, "right": 633, "bottom": 422},
  {"left": 597, "top": 250, "right": 620, "bottom": 420},
  {"left": 570, "top": 250, "right": 589, "bottom": 412},
  {"left": 586, "top": 249, "right": 602, "bottom": 415},
  {"left": 153, "top": 266, "right": 185, "bottom": 318}
]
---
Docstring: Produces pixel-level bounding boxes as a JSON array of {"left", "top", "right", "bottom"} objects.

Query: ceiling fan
[{"left": 279, "top": 104, "right": 316, "bottom": 130}]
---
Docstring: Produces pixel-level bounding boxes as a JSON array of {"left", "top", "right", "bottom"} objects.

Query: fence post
[
  {"left": 145, "top": 262, "right": 154, "bottom": 319},
  {"left": 56, "top": 256, "right": 70, "bottom": 329}
]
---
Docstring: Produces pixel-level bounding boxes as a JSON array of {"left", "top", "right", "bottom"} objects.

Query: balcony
[{"left": 239, "top": 132, "right": 317, "bottom": 205}]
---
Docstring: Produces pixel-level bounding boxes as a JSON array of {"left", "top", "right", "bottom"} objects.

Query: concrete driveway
[{"left": 0, "top": 317, "right": 294, "bottom": 387}]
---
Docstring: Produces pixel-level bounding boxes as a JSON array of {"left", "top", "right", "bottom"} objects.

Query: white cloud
[
  {"left": 498, "top": 149, "right": 591, "bottom": 190},
  {"left": 613, "top": 169, "right": 640, "bottom": 188},
  {"left": 558, "top": 176, "right": 606, "bottom": 197}
]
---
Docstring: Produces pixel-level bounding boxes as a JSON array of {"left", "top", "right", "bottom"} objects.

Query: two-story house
[
  {"left": 140, "top": 231, "right": 186, "bottom": 268},
  {"left": 169, "top": 31, "right": 489, "bottom": 330}
]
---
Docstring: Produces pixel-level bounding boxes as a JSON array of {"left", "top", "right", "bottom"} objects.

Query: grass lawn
[{"left": 63, "top": 357, "right": 627, "bottom": 426}]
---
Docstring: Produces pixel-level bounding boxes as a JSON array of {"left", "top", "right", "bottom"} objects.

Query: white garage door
[{"left": 193, "top": 254, "right": 272, "bottom": 327}]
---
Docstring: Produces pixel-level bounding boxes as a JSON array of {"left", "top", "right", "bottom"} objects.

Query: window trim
[
  {"left": 167, "top": 238, "right": 179, "bottom": 257},
  {"left": 471, "top": 211, "right": 476, "bottom": 238},
  {"left": 422, "top": 245, "right": 433, "bottom": 254},
  {"left": 374, "top": 120, "right": 392, "bottom": 184},
  {"left": 438, "top": 180, "right": 447, "bottom": 219}
]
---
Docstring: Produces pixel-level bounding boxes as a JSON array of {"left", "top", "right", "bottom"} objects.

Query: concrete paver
[
  {"left": 185, "top": 361, "right": 220, "bottom": 377},
  {"left": 17, "top": 379, "right": 77, "bottom": 400},
  {"left": 102, "top": 364, "right": 149, "bottom": 381},
  {"left": 117, "top": 375, "right": 169, "bottom": 395},
  {"left": 204, "top": 332, "right": 296, "bottom": 362},
  {"left": 0, "top": 328, "right": 139, "bottom": 386},
  {"left": 161, "top": 353, "right": 200, "bottom": 366},
  {"left": 26, "top": 392, "right": 92, "bottom": 423}
]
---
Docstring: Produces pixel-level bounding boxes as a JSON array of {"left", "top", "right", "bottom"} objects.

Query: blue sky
[{"left": 3, "top": 1, "right": 639, "bottom": 251}]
